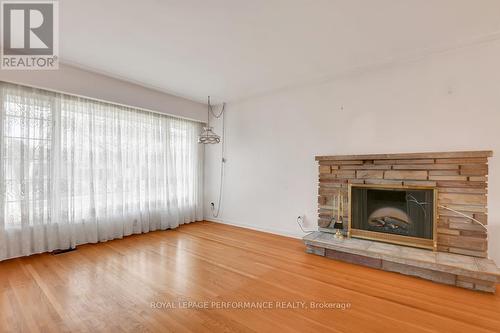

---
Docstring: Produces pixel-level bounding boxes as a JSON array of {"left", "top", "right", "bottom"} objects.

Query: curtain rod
[{"left": 0, "top": 79, "right": 205, "bottom": 124}]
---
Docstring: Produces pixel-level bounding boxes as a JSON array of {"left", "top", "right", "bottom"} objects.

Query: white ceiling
[{"left": 61, "top": 0, "right": 500, "bottom": 103}]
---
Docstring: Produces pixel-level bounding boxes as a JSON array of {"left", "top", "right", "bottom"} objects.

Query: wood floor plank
[{"left": 0, "top": 221, "right": 498, "bottom": 332}]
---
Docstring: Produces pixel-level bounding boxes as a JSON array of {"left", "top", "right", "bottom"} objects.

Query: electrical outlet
[{"left": 296, "top": 215, "right": 313, "bottom": 233}]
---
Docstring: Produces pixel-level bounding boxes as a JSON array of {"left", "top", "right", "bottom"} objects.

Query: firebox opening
[{"left": 350, "top": 185, "right": 436, "bottom": 250}]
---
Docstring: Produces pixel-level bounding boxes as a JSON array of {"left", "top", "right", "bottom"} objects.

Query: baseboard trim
[{"left": 205, "top": 218, "right": 307, "bottom": 239}]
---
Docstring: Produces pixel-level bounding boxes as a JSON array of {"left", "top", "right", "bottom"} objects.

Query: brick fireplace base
[{"left": 304, "top": 232, "right": 499, "bottom": 293}]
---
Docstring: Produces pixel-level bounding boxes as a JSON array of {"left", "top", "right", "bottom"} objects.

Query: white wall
[
  {"left": 0, "top": 63, "right": 206, "bottom": 122},
  {"left": 205, "top": 40, "right": 500, "bottom": 262}
]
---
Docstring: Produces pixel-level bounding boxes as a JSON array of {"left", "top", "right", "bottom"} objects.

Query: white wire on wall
[{"left": 209, "top": 100, "right": 225, "bottom": 218}]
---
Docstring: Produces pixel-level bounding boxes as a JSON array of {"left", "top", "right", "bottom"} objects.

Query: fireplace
[
  {"left": 349, "top": 184, "right": 437, "bottom": 250},
  {"left": 311, "top": 151, "right": 496, "bottom": 292}
]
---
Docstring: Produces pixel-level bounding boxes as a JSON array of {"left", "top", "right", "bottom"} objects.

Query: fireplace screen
[{"left": 350, "top": 185, "right": 436, "bottom": 249}]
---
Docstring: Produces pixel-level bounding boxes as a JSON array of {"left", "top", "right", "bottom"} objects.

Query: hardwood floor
[{"left": 0, "top": 221, "right": 499, "bottom": 332}]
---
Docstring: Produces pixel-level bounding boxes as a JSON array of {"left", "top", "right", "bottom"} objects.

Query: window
[
  {"left": 0, "top": 81, "right": 203, "bottom": 260},
  {"left": 2, "top": 89, "right": 53, "bottom": 226}
]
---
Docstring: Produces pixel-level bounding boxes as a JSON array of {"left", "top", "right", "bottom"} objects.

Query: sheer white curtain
[{"left": 0, "top": 82, "right": 203, "bottom": 261}]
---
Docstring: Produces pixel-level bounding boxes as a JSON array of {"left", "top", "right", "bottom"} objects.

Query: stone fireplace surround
[{"left": 304, "top": 151, "right": 499, "bottom": 292}]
